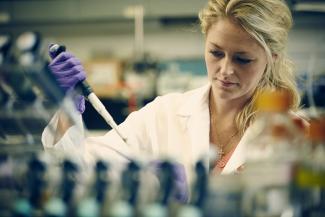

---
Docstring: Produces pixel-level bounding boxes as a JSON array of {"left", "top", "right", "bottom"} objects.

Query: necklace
[
  {"left": 209, "top": 94, "right": 239, "bottom": 158},
  {"left": 214, "top": 130, "right": 238, "bottom": 157}
]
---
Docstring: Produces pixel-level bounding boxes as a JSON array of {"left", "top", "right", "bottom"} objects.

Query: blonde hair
[{"left": 199, "top": 0, "right": 300, "bottom": 134}]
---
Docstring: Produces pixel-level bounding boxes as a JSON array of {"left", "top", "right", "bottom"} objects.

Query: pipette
[{"left": 49, "top": 44, "right": 127, "bottom": 143}]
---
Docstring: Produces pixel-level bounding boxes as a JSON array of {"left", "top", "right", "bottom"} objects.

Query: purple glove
[
  {"left": 48, "top": 45, "right": 86, "bottom": 114},
  {"left": 150, "top": 161, "right": 189, "bottom": 203}
]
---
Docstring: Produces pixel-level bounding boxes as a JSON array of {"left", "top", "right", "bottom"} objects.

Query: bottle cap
[
  {"left": 308, "top": 117, "right": 325, "bottom": 142},
  {"left": 256, "top": 90, "right": 291, "bottom": 112}
]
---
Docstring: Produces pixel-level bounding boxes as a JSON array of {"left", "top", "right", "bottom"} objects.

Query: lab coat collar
[{"left": 177, "top": 83, "right": 211, "bottom": 117}]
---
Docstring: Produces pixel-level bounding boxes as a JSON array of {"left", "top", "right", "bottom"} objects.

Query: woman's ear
[{"left": 272, "top": 53, "right": 278, "bottom": 62}]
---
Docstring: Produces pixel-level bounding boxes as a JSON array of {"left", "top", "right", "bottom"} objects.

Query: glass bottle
[
  {"left": 141, "top": 161, "right": 176, "bottom": 217},
  {"left": 242, "top": 90, "right": 304, "bottom": 217},
  {"left": 292, "top": 116, "right": 325, "bottom": 217},
  {"left": 44, "top": 160, "right": 79, "bottom": 217},
  {"left": 109, "top": 161, "right": 140, "bottom": 217},
  {"left": 12, "top": 156, "right": 48, "bottom": 217},
  {"left": 76, "top": 160, "right": 110, "bottom": 217},
  {"left": 177, "top": 160, "right": 207, "bottom": 217}
]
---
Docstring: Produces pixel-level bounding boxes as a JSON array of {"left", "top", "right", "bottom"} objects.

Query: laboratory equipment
[
  {"left": 177, "top": 160, "right": 207, "bottom": 217},
  {"left": 76, "top": 160, "right": 110, "bottom": 217},
  {"left": 44, "top": 160, "right": 79, "bottom": 217},
  {"left": 292, "top": 117, "right": 325, "bottom": 217},
  {"left": 109, "top": 161, "right": 140, "bottom": 217},
  {"left": 141, "top": 161, "right": 175, "bottom": 217},
  {"left": 242, "top": 90, "right": 304, "bottom": 217},
  {"left": 0, "top": 32, "right": 79, "bottom": 148}
]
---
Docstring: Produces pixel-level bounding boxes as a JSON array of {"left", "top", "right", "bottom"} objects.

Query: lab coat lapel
[
  {"left": 177, "top": 84, "right": 211, "bottom": 168},
  {"left": 221, "top": 125, "right": 254, "bottom": 174},
  {"left": 187, "top": 107, "right": 210, "bottom": 166}
]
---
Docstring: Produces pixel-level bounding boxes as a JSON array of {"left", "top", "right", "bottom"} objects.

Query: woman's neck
[
  {"left": 209, "top": 91, "right": 247, "bottom": 126},
  {"left": 209, "top": 90, "right": 244, "bottom": 158}
]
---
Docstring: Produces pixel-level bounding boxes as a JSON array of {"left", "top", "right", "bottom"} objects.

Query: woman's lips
[{"left": 215, "top": 78, "right": 238, "bottom": 87}]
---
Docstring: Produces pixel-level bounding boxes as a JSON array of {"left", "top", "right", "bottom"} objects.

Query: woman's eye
[
  {"left": 235, "top": 56, "right": 252, "bottom": 64},
  {"left": 209, "top": 50, "right": 224, "bottom": 58}
]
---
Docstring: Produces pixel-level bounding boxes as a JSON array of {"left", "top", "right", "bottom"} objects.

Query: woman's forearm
[{"left": 54, "top": 111, "right": 73, "bottom": 144}]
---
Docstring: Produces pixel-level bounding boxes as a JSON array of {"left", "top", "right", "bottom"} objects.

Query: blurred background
[
  {"left": 0, "top": 0, "right": 325, "bottom": 130},
  {"left": 0, "top": 2, "right": 325, "bottom": 217}
]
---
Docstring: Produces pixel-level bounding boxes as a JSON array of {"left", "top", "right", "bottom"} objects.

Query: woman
[{"left": 43, "top": 0, "right": 300, "bottom": 202}]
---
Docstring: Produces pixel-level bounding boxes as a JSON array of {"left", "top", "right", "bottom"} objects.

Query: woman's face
[{"left": 205, "top": 18, "right": 268, "bottom": 102}]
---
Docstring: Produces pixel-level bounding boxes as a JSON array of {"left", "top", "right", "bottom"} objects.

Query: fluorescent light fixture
[
  {"left": 294, "top": 2, "right": 325, "bottom": 12},
  {"left": 123, "top": 5, "right": 145, "bottom": 18}
]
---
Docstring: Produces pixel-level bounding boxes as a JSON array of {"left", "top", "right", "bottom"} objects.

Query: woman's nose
[{"left": 219, "top": 57, "right": 234, "bottom": 76}]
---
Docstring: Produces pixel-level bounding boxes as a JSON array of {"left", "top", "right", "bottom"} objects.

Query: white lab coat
[{"left": 42, "top": 83, "right": 251, "bottom": 186}]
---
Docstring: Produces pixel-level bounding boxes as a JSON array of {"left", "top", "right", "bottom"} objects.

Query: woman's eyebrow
[
  {"left": 235, "top": 51, "right": 252, "bottom": 55},
  {"left": 232, "top": 49, "right": 253, "bottom": 55},
  {"left": 209, "top": 42, "right": 223, "bottom": 49},
  {"left": 209, "top": 42, "right": 252, "bottom": 55}
]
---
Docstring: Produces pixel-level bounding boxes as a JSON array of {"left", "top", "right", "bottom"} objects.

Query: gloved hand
[
  {"left": 149, "top": 161, "right": 189, "bottom": 203},
  {"left": 48, "top": 45, "right": 86, "bottom": 114}
]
